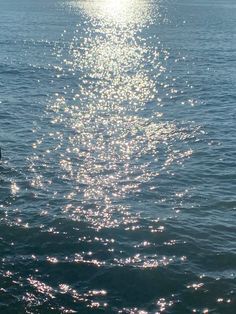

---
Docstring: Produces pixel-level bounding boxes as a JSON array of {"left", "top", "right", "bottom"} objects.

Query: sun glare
[
  {"left": 102, "top": 0, "right": 128, "bottom": 18},
  {"left": 69, "top": 0, "right": 152, "bottom": 26}
]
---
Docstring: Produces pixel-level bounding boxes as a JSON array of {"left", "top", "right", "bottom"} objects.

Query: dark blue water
[{"left": 0, "top": 0, "right": 236, "bottom": 313}]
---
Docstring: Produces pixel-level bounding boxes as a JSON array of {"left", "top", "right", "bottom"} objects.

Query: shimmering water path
[{"left": 0, "top": 0, "right": 236, "bottom": 313}]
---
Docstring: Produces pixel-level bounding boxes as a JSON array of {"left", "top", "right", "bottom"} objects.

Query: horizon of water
[{"left": 0, "top": 0, "right": 236, "bottom": 313}]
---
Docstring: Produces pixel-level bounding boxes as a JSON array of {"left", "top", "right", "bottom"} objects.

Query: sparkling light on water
[
  {"left": 30, "top": 0, "right": 198, "bottom": 231},
  {"left": 2, "top": 0, "right": 234, "bottom": 313}
]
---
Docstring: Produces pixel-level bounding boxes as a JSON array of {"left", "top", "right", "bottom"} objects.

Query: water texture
[{"left": 0, "top": 0, "right": 236, "bottom": 313}]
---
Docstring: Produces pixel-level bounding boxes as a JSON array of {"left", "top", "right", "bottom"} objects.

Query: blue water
[{"left": 0, "top": 0, "right": 236, "bottom": 313}]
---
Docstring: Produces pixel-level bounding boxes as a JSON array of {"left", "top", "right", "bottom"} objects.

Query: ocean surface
[{"left": 0, "top": 0, "right": 236, "bottom": 313}]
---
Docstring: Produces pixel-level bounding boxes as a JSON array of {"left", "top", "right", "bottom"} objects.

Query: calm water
[{"left": 0, "top": 0, "right": 236, "bottom": 313}]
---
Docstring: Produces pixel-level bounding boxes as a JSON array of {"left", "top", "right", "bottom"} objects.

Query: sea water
[{"left": 0, "top": 0, "right": 235, "bottom": 313}]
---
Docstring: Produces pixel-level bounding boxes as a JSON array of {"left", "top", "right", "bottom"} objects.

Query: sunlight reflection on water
[
  {"left": 68, "top": 0, "right": 156, "bottom": 26},
  {"left": 28, "top": 0, "right": 197, "bottom": 231},
  {"left": 1, "top": 0, "right": 235, "bottom": 313}
]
